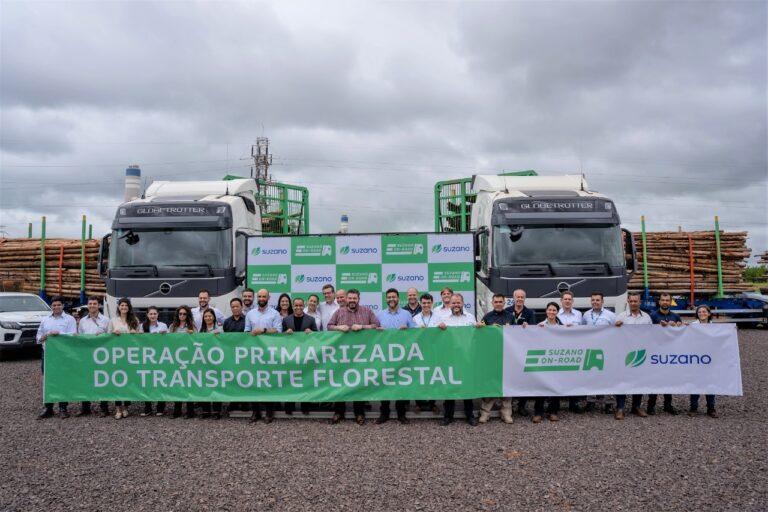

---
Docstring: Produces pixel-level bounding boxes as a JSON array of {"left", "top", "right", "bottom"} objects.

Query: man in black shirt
[
  {"left": 402, "top": 287, "right": 422, "bottom": 317},
  {"left": 478, "top": 294, "right": 515, "bottom": 424},
  {"left": 504, "top": 289, "right": 536, "bottom": 416},
  {"left": 223, "top": 298, "right": 246, "bottom": 333},
  {"left": 222, "top": 298, "right": 246, "bottom": 414},
  {"left": 282, "top": 297, "right": 317, "bottom": 415},
  {"left": 647, "top": 292, "right": 682, "bottom": 415}
]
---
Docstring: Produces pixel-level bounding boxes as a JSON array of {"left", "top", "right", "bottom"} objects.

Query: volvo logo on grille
[
  {"left": 557, "top": 282, "right": 571, "bottom": 293},
  {"left": 159, "top": 282, "right": 172, "bottom": 295}
]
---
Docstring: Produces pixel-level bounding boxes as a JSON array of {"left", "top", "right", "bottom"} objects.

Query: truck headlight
[{"left": 0, "top": 321, "right": 22, "bottom": 330}]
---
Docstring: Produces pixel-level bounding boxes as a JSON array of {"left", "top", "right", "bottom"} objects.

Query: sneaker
[
  {"left": 501, "top": 412, "right": 514, "bottom": 424},
  {"left": 478, "top": 411, "right": 490, "bottom": 424},
  {"left": 37, "top": 408, "right": 54, "bottom": 419},
  {"left": 532, "top": 415, "right": 542, "bottom": 424}
]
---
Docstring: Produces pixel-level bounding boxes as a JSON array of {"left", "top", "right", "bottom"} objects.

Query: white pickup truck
[{"left": 0, "top": 292, "right": 51, "bottom": 360}]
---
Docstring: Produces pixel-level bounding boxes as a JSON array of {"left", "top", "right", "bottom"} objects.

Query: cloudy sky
[{"left": 1, "top": 1, "right": 766, "bottom": 260}]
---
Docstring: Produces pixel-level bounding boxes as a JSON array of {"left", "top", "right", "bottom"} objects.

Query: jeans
[
  {"left": 690, "top": 394, "right": 716, "bottom": 411},
  {"left": 615, "top": 395, "right": 644, "bottom": 411},
  {"left": 647, "top": 394, "right": 672, "bottom": 410},
  {"left": 534, "top": 397, "right": 560, "bottom": 416}
]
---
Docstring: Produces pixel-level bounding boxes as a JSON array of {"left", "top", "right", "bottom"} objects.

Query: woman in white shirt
[
  {"left": 533, "top": 302, "right": 562, "bottom": 423},
  {"left": 169, "top": 306, "right": 196, "bottom": 419},
  {"left": 199, "top": 309, "right": 223, "bottom": 419},
  {"left": 689, "top": 305, "right": 719, "bottom": 418},
  {"left": 140, "top": 306, "right": 168, "bottom": 417},
  {"left": 108, "top": 298, "right": 141, "bottom": 419}
]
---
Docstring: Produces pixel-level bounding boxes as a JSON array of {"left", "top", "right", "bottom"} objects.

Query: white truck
[
  {"left": 436, "top": 173, "right": 636, "bottom": 316},
  {"left": 98, "top": 179, "right": 262, "bottom": 321}
]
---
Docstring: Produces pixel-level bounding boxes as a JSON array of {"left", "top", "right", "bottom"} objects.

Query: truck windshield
[
  {"left": 0, "top": 295, "right": 51, "bottom": 313},
  {"left": 493, "top": 224, "right": 624, "bottom": 267},
  {"left": 109, "top": 228, "right": 231, "bottom": 269}
]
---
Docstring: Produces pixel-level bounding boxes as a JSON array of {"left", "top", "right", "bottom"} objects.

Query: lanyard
[
  {"left": 589, "top": 310, "right": 604, "bottom": 325},
  {"left": 419, "top": 314, "right": 432, "bottom": 327}
]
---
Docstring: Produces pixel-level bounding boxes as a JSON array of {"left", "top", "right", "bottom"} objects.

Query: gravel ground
[{"left": 1, "top": 330, "right": 766, "bottom": 512}]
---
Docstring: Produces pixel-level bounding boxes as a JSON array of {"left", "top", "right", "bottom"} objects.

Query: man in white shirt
[
  {"left": 317, "top": 284, "right": 339, "bottom": 331},
  {"left": 557, "top": 291, "right": 583, "bottom": 326},
  {"left": 580, "top": 292, "right": 617, "bottom": 414},
  {"left": 241, "top": 288, "right": 255, "bottom": 314},
  {"left": 613, "top": 291, "right": 651, "bottom": 420},
  {"left": 413, "top": 293, "right": 441, "bottom": 328},
  {"left": 437, "top": 294, "right": 478, "bottom": 426},
  {"left": 76, "top": 296, "right": 110, "bottom": 417},
  {"left": 36, "top": 296, "right": 77, "bottom": 419},
  {"left": 580, "top": 293, "right": 616, "bottom": 326},
  {"left": 433, "top": 287, "right": 455, "bottom": 320},
  {"left": 244, "top": 289, "right": 283, "bottom": 423},
  {"left": 191, "top": 289, "right": 225, "bottom": 330}
]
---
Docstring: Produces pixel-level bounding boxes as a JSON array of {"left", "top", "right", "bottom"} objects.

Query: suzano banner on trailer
[{"left": 43, "top": 325, "right": 742, "bottom": 402}]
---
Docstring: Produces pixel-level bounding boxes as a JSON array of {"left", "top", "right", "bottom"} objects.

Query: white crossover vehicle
[{"left": 0, "top": 293, "right": 51, "bottom": 360}]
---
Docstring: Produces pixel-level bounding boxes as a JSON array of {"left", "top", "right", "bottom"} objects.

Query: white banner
[{"left": 502, "top": 324, "right": 742, "bottom": 396}]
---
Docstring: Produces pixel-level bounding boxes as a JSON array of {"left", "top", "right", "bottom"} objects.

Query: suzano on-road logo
[
  {"left": 625, "top": 349, "right": 647, "bottom": 367},
  {"left": 295, "top": 244, "right": 332, "bottom": 257},
  {"left": 524, "top": 348, "right": 604, "bottom": 372}
]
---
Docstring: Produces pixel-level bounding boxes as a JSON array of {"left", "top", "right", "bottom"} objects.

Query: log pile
[
  {"left": 0, "top": 238, "right": 105, "bottom": 298},
  {"left": 628, "top": 231, "right": 752, "bottom": 293},
  {"left": 760, "top": 251, "right": 768, "bottom": 268}
]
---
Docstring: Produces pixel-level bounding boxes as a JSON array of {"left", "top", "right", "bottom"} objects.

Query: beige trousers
[{"left": 480, "top": 398, "right": 513, "bottom": 415}]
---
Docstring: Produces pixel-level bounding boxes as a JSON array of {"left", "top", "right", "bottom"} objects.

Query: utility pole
[{"left": 250, "top": 137, "right": 272, "bottom": 181}]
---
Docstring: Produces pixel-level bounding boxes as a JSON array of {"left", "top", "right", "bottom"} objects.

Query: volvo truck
[
  {"left": 99, "top": 179, "right": 264, "bottom": 322},
  {"left": 435, "top": 172, "right": 636, "bottom": 316}
]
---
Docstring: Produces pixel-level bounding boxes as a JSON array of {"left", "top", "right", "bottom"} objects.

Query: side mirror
[
  {"left": 622, "top": 228, "right": 637, "bottom": 274},
  {"left": 235, "top": 231, "right": 247, "bottom": 284},
  {"left": 98, "top": 234, "right": 110, "bottom": 278},
  {"left": 473, "top": 226, "right": 488, "bottom": 274}
]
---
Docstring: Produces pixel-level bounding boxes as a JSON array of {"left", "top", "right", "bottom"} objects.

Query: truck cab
[
  {"left": 100, "top": 179, "right": 261, "bottom": 321},
  {"left": 437, "top": 172, "right": 636, "bottom": 317}
]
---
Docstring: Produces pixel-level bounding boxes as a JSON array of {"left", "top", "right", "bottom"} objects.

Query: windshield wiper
[
  {"left": 559, "top": 262, "right": 612, "bottom": 275},
  {"left": 115, "top": 264, "right": 158, "bottom": 276},
  {"left": 164, "top": 264, "right": 214, "bottom": 276},
  {"left": 500, "top": 263, "right": 554, "bottom": 275}
]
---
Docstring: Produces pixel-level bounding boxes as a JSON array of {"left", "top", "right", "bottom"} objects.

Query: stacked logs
[
  {"left": 0, "top": 238, "right": 105, "bottom": 298},
  {"left": 760, "top": 251, "right": 768, "bottom": 267},
  {"left": 628, "top": 231, "right": 752, "bottom": 293}
]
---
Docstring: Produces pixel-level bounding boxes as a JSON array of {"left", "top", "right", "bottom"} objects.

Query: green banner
[{"left": 43, "top": 327, "right": 503, "bottom": 402}]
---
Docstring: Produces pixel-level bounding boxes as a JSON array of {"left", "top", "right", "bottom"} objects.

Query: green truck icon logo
[
  {"left": 582, "top": 349, "right": 604, "bottom": 371},
  {"left": 414, "top": 244, "right": 424, "bottom": 255},
  {"left": 367, "top": 273, "right": 378, "bottom": 284},
  {"left": 277, "top": 273, "right": 288, "bottom": 285},
  {"left": 321, "top": 245, "right": 332, "bottom": 256}
]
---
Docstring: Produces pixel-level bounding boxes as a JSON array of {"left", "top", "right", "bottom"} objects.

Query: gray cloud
[{"left": 1, "top": 1, "right": 765, "bottom": 260}]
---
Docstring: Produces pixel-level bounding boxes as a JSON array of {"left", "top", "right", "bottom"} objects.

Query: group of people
[{"left": 36, "top": 284, "right": 720, "bottom": 424}]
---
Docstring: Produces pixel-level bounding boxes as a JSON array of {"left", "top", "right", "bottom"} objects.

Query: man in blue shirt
[
  {"left": 245, "top": 289, "right": 283, "bottom": 423},
  {"left": 375, "top": 288, "right": 415, "bottom": 424},
  {"left": 647, "top": 292, "right": 682, "bottom": 415}
]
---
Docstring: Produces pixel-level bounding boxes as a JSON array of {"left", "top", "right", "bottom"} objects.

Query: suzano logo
[
  {"left": 524, "top": 348, "right": 604, "bottom": 372},
  {"left": 625, "top": 349, "right": 647, "bottom": 368},
  {"left": 625, "top": 349, "right": 712, "bottom": 366},
  {"left": 431, "top": 244, "right": 471, "bottom": 254},
  {"left": 295, "top": 273, "right": 332, "bottom": 284},
  {"left": 339, "top": 245, "right": 378, "bottom": 255},
  {"left": 386, "top": 273, "right": 424, "bottom": 283},
  {"left": 251, "top": 247, "right": 288, "bottom": 256}
]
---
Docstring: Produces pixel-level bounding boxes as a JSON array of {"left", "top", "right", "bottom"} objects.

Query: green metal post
[
  {"left": 714, "top": 216, "right": 725, "bottom": 298},
  {"left": 640, "top": 215, "right": 650, "bottom": 301},
  {"left": 280, "top": 186, "right": 289, "bottom": 234},
  {"left": 303, "top": 189, "right": 310, "bottom": 234},
  {"left": 434, "top": 183, "right": 441, "bottom": 232},
  {"left": 28, "top": 223, "right": 32, "bottom": 238},
  {"left": 88, "top": 224, "right": 93, "bottom": 240},
  {"left": 460, "top": 183, "right": 467, "bottom": 231},
  {"left": 80, "top": 215, "right": 87, "bottom": 303},
  {"left": 39, "top": 216, "right": 46, "bottom": 299}
]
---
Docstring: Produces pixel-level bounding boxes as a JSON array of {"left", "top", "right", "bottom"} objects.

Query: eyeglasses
[{"left": 178, "top": 312, "right": 187, "bottom": 316}]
